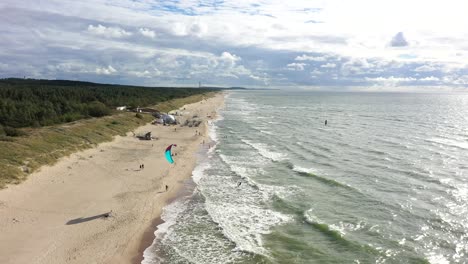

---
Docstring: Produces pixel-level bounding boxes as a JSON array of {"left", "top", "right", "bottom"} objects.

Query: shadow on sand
[{"left": 66, "top": 212, "right": 112, "bottom": 225}]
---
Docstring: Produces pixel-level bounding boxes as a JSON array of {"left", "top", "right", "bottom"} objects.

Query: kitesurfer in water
[
  {"left": 237, "top": 182, "right": 242, "bottom": 187},
  {"left": 325, "top": 120, "right": 328, "bottom": 126}
]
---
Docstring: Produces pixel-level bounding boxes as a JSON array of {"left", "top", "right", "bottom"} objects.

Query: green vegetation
[
  {"left": 0, "top": 78, "right": 214, "bottom": 128},
  {"left": 0, "top": 78, "right": 218, "bottom": 188}
]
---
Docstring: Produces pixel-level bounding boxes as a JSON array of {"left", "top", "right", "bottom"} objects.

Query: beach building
[{"left": 135, "top": 107, "right": 159, "bottom": 113}]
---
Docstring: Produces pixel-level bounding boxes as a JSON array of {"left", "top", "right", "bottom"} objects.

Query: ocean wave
[
  {"left": 292, "top": 165, "right": 353, "bottom": 190},
  {"left": 142, "top": 199, "right": 191, "bottom": 264},
  {"left": 194, "top": 152, "right": 296, "bottom": 258},
  {"left": 252, "top": 126, "right": 274, "bottom": 136},
  {"left": 205, "top": 202, "right": 292, "bottom": 257},
  {"left": 293, "top": 141, "right": 330, "bottom": 159},
  {"left": 218, "top": 154, "right": 263, "bottom": 187},
  {"left": 191, "top": 160, "right": 212, "bottom": 184},
  {"left": 426, "top": 253, "right": 450, "bottom": 264},
  {"left": 194, "top": 168, "right": 294, "bottom": 259},
  {"left": 429, "top": 137, "right": 468, "bottom": 150},
  {"left": 241, "top": 139, "right": 286, "bottom": 162},
  {"left": 303, "top": 209, "right": 347, "bottom": 241}
]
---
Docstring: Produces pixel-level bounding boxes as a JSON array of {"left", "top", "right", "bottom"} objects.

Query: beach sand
[{"left": 0, "top": 92, "right": 224, "bottom": 264}]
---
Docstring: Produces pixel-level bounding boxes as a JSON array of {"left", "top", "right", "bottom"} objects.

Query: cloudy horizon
[{"left": 1, "top": 0, "right": 468, "bottom": 91}]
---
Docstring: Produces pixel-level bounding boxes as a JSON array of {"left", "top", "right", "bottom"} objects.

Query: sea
[{"left": 142, "top": 90, "right": 468, "bottom": 264}]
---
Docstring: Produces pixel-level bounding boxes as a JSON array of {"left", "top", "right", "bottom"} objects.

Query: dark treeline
[{"left": 0, "top": 78, "right": 214, "bottom": 128}]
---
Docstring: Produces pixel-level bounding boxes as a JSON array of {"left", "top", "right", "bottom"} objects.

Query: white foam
[
  {"left": 207, "top": 114, "right": 224, "bottom": 154},
  {"left": 218, "top": 154, "right": 274, "bottom": 193},
  {"left": 205, "top": 200, "right": 292, "bottom": 257},
  {"left": 292, "top": 165, "right": 319, "bottom": 174},
  {"left": 304, "top": 208, "right": 363, "bottom": 237},
  {"left": 304, "top": 208, "right": 325, "bottom": 225},
  {"left": 258, "top": 183, "right": 297, "bottom": 201},
  {"left": 207, "top": 120, "right": 218, "bottom": 143},
  {"left": 142, "top": 199, "right": 190, "bottom": 264},
  {"left": 194, "top": 151, "right": 294, "bottom": 258},
  {"left": 426, "top": 253, "right": 450, "bottom": 264},
  {"left": 330, "top": 220, "right": 367, "bottom": 236},
  {"left": 252, "top": 126, "right": 274, "bottom": 135},
  {"left": 241, "top": 139, "right": 286, "bottom": 161},
  {"left": 192, "top": 160, "right": 212, "bottom": 184}
]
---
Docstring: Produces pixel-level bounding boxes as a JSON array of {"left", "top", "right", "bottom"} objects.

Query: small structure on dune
[
  {"left": 162, "top": 114, "right": 177, "bottom": 125},
  {"left": 116, "top": 106, "right": 127, "bottom": 111},
  {"left": 151, "top": 113, "right": 178, "bottom": 125},
  {"left": 136, "top": 131, "right": 153, "bottom": 140},
  {"left": 138, "top": 107, "right": 159, "bottom": 113}
]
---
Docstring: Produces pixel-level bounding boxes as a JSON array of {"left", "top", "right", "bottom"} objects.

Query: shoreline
[
  {"left": 0, "top": 92, "right": 225, "bottom": 264},
  {"left": 133, "top": 216, "right": 163, "bottom": 264},
  {"left": 136, "top": 136, "right": 213, "bottom": 264},
  {"left": 133, "top": 177, "right": 195, "bottom": 264}
]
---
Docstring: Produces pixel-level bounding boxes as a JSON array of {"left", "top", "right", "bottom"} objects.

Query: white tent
[{"left": 162, "top": 114, "right": 176, "bottom": 124}]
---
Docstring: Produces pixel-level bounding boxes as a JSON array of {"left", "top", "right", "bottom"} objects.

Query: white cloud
[
  {"left": 390, "top": 32, "right": 409, "bottom": 47},
  {"left": 453, "top": 76, "right": 468, "bottom": 85},
  {"left": 295, "top": 55, "right": 327, "bottom": 61},
  {"left": 365, "top": 76, "right": 416, "bottom": 82},
  {"left": 287, "top": 62, "right": 306, "bottom": 71},
  {"left": 219, "top": 52, "right": 241, "bottom": 67},
  {"left": 321, "top": 63, "right": 336, "bottom": 68},
  {"left": 414, "top": 65, "right": 437, "bottom": 72},
  {"left": 87, "top": 24, "right": 132, "bottom": 38},
  {"left": 95, "top": 65, "right": 117, "bottom": 75},
  {"left": 139, "top": 28, "right": 156, "bottom": 39},
  {"left": 129, "top": 70, "right": 151, "bottom": 78},
  {"left": 420, "top": 76, "right": 439, "bottom": 81},
  {"left": 3, "top": 0, "right": 468, "bottom": 89},
  {"left": 341, "top": 58, "right": 373, "bottom": 75},
  {"left": 311, "top": 69, "right": 323, "bottom": 75},
  {"left": 189, "top": 22, "right": 207, "bottom": 37}
]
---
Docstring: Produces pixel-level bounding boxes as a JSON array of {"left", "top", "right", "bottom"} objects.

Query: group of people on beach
[{"left": 139, "top": 164, "right": 145, "bottom": 169}]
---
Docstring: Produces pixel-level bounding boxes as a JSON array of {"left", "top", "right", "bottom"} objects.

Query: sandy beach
[{"left": 0, "top": 92, "right": 224, "bottom": 264}]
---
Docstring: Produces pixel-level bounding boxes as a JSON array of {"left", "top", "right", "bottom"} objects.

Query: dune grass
[{"left": 0, "top": 92, "right": 217, "bottom": 188}]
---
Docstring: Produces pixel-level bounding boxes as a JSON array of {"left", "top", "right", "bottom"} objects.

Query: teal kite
[{"left": 165, "top": 144, "right": 177, "bottom": 164}]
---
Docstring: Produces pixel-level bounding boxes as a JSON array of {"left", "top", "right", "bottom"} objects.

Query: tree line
[{"left": 0, "top": 78, "right": 213, "bottom": 130}]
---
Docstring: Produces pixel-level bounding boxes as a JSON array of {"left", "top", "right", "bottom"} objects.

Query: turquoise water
[{"left": 143, "top": 90, "right": 468, "bottom": 263}]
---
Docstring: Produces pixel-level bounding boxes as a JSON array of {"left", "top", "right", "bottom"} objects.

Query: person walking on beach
[{"left": 165, "top": 185, "right": 169, "bottom": 192}]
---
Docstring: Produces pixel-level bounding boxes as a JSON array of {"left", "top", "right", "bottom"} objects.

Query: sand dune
[{"left": 0, "top": 93, "right": 224, "bottom": 264}]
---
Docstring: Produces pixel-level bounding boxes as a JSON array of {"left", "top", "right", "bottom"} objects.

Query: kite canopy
[{"left": 165, "top": 144, "right": 177, "bottom": 164}]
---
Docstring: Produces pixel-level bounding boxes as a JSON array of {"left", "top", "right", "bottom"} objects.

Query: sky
[{"left": 1, "top": 0, "right": 468, "bottom": 91}]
